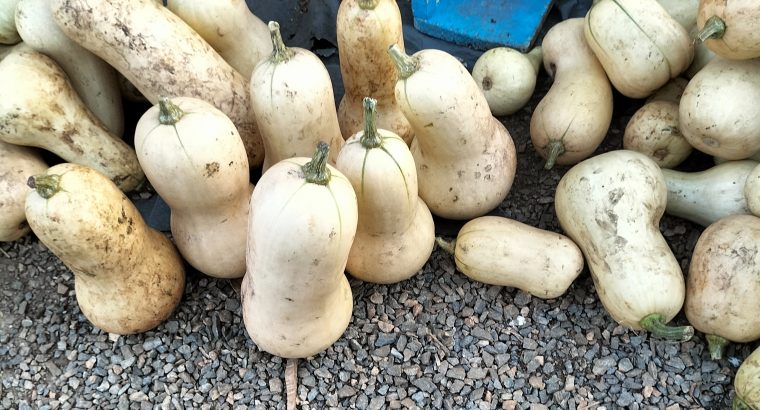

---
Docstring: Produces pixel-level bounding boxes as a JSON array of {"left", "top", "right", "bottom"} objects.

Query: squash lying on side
[
  {"left": 50, "top": 0, "right": 265, "bottom": 168},
  {"left": 25, "top": 163, "right": 185, "bottom": 335},
  {"left": 0, "top": 48, "right": 143, "bottom": 192},
  {"left": 0, "top": 141, "right": 47, "bottom": 242},
  {"left": 733, "top": 345, "right": 760, "bottom": 410},
  {"left": 472, "top": 46, "right": 542, "bottom": 117},
  {"left": 134, "top": 97, "right": 252, "bottom": 279},
  {"left": 697, "top": 0, "right": 760, "bottom": 60},
  {"left": 555, "top": 150, "right": 693, "bottom": 341}
]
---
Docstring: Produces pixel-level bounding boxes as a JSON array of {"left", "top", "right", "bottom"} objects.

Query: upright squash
[
  {"left": 387, "top": 44, "right": 517, "bottom": 220},
  {"left": 242, "top": 142, "right": 358, "bottom": 359},
  {"left": 50, "top": 0, "right": 264, "bottom": 167},
  {"left": 250, "top": 22, "right": 344, "bottom": 172},
  {"left": 555, "top": 150, "right": 693, "bottom": 341},
  {"left": 685, "top": 214, "right": 760, "bottom": 360},
  {"left": 25, "top": 163, "right": 185, "bottom": 334},
  {"left": 0, "top": 141, "right": 47, "bottom": 242},
  {"left": 165, "top": 0, "right": 272, "bottom": 79},
  {"left": 335, "top": 97, "right": 434, "bottom": 284},
  {"left": 530, "top": 18, "right": 613, "bottom": 169},
  {"left": 134, "top": 97, "right": 251, "bottom": 279},
  {"left": 336, "top": 0, "right": 411, "bottom": 143},
  {"left": 0, "top": 48, "right": 143, "bottom": 192}
]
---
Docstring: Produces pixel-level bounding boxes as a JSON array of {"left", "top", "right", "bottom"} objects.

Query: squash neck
[
  {"left": 360, "top": 97, "right": 382, "bottom": 149},
  {"left": 158, "top": 97, "right": 185, "bottom": 125},
  {"left": 388, "top": 44, "right": 418, "bottom": 80},
  {"left": 697, "top": 16, "right": 726, "bottom": 42},
  {"left": 435, "top": 237, "right": 456, "bottom": 255},
  {"left": 639, "top": 313, "right": 694, "bottom": 342},
  {"left": 302, "top": 142, "right": 331, "bottom": 185},
  {"left": 358, "top": 0, "right": 379, "bottom": 9},
  {"left": 269, "top": 21, "right": 295, "bottom": 64},
  {"left": 27, "top": 174, "right": 62, "bottom": 199},
  {"left": 526, "top": 46, "right": 543, "bottom": 74}
]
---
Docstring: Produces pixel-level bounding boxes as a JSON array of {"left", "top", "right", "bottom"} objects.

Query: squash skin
[
  {"left": 0, "top": 49, "right": 143, "bottom": 192},
  {"left": 472, "top": 47, "right": 542, "bottom": 117},
  {"left": 15, "top": 0, "right": 124, "bottom": 137},
  {"left": 555, "top": 150, "right": 686, "bottom": 332},
  {"left": 335, "top": 113, "right": 434, "bottom": 284},
  {"left": 679, "top": 57, "right": 760, "bottom": 160},
  {"left": 584, "top": 0, "right": 693, "bottom": 98},
  {"left": 24, "top": 163, "right": 185, "bottom": 335},
  {"left": 250, "top": 23, "right": 344, "bottom": 172},
  {"left": 452, "top": 216, "right": 584, "bottom": 299},
  {"left": 623, "top": 100, "right": 691, "bottom": 169},
  {"left": 697, "top": 0, "right": 760, "bottom": 60},
  {"left": 50, "top": 0, "right": 264, "bottom": 168},
  {"left": 0, "top": 141, "right": 47, "bottom": 242},
  {"left": 242, "top": 154, "right": 358, "bottom": 359},
  {"left": 336, "top": 0, "right": 412, "bottom": 144},
  {"left": 685, "top": 215, "right": 760, "bottom": 347},
  {"left": 391, "top": 46, "right": 517, "bottom": 220},
  {"left": 662, "top": 160, "right": 757, "bottom": 227},
  {"left": 530, "top": 18, "right": 613, "bottom": 169},
  {"left": 0, "top": 0, "right": 20, "bottom": 44},
  {"left": 733, "top": 346, "right": 760, "bottom": 410},
  {"left": 166, "top": 0, "right": 272, "bottom": 79},
  {"left": 134, "top": 97, "right": 251, "bottom": 279}
]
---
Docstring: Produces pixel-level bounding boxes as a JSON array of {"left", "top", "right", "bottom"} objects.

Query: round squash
[
  {"left": 697, "top": 0, "right": 760, "bottom": 60},
  {"left": 471, "top": 46, "right": 542, "bottom": 117}
]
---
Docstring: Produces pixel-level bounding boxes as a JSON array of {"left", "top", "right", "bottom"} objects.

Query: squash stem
[
  {"left": 706, "top": 334, "right": 729, "bottom": 360},
  {"left": 544, "top": 140, "right": 565, "bottom": 170},
  {"left": 697, "top": 16, "right": 726, "bottom": 42},
  {"left": 733, "top": 396, "right": 752, "bottom": 410},
  {"left": 526, "top": 46, "right": 543, "bottom": 74},
  {"left": 302, "top": 142, "right": 331, "bottom": 185},
  {"left": 269, "top": 21, "right": 295, "bottom": 64},
  {"left": 358, "top": 0, "right": 379, "bottom": 9},
  {"left": 360, "top": 97, "right": 382, "bottom": 149},
  {"left": 27, "top": 174, "right": 61, "bottom": 199},
  {"left": 158, "top": 96, "right": 184, "bottom": 125},
  {"left": 639, "top": 313, "right": 694, "bottom": 342},
  {"left": 388, "top": 44, "right": 419, "bottom": 80},
  {"left": 435, "top": 237, "right": 456, "bottom": 255}
]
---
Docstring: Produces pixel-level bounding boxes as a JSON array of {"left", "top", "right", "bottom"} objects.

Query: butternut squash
[
  {"left": 0, "top": 48, "right": 143, "bottom": 192},
  {"left": 335, "top": 97, "right": 434, "bottom": 284},
  {"left": 697, "top": 0, "right": 760, "bottom": 60},
  {"left": 0, "top": 0, "right": 20, "bottom": 44},
  {"left": 555, "top": 150, "right": 693, "bottom": 341},
  {"left": 0, "top": 140, "right": 46, "bottom": 242},
  {"left": 733, "top": 345, "right": 760, "bottom": 410},
  {"left": 134, "top": 97, "right": 251, "bottom": 279},
  {"left": 472, "top": 46, "right": 542, "bottom": 117},
  {"left": 25, "top": 163, "right": 185, "bottom": 334},
  {"left": 50, "top": 0, "right": 264, "bottom": 167},
  {"left": 388, "top": 44, "right": 517, "bottom": 220},
  {"left": 336, "top": 0, "right": 412, "bottom": 144}
]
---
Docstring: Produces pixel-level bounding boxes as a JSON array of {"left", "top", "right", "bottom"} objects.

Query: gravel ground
[
  {"left": 1, "top": 10, "right": 758, "bottom": 410},
  {"left": 2, "top": 83, "right": 757, "bottom": 409}
]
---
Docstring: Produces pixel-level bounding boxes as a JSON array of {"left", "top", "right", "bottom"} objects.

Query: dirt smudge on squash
[{"left": 204, "top": 162, "right": 220, "bottom": 177}]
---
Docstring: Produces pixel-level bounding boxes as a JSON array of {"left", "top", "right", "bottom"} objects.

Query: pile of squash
[{"left": 1, "top": 0, "right": 759, "bottom": 407}]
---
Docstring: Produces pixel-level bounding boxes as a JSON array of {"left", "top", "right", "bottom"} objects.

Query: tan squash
[
  {"left": 584, "top": 0, "right": 693, "bottom": 98},
  {"left": 555, "top": 150, "right": 693, "bottom": 341},
  {"left": 623, "top": 100, "right": 691, "bottom": 168},
  {"left": 165, "top": 0, "right": 272, "bottom": 79},
  {"left": 335, "top": 98, "right": 434, "bottom": 284},
  {"left": 0, "top": 140, "right": 46, "bottom": 242},
  {"left": 438, "top": 215, "right": 584, "bottom": 299},
  {"left": 745, "top": 163, "right": 760, "bottom": 217},
  {"left": 15, "top": 0, "right": 124, "bottom": 136},
  {"left": 472, "top": 46, "right": 542, "bottom": 117},
  {"left": 387, "top": 44, "right": 517, "bottom": 220},
  {"left": 336, "top": 0, "right": 412, "bottom": 143},
  {"left": 50, "top": 0, "right": 264, "bottom": 167},
  {"left": 134, "top": 97, "right": 251, "bottom": 279},
  {"left": 242, "top": 142, "right": 358, "bottom": 359},
  {"left": 657, "top": 0, "right": 699, "bottom": 29},
  {"left": 679, "top": 57, "right": 760, "bottom": 160},
  {"left": 530, "top": 18, "right": 613, "bottom": 169},
  {"left": 251, "top": 22, "right": 344, "bottom": 172},
  {"left": 697, "top": 0, "right": 760, "bottom": 60},
  {"left": 0, "top": 48, "right": 143, "bottom": 192},
  {"left": 25, "top": 163, "right": 185, "bottom": 334},
  {"left": 733, "top": 345, "right": 760, "bottom": 410},
  {"left": 685, "top": 214, "right": 760, "bottom": 360}
]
